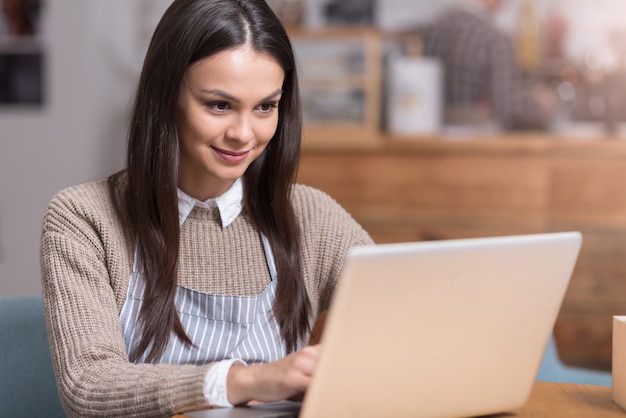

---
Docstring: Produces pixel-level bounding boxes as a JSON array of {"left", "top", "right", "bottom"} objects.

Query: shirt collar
[{"left": 177, "top": 177, "right": 244, "bottom": 228}]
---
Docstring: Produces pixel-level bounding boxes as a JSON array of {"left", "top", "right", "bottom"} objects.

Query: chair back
[
  {"left": 0, "top": 295, "right": 66, "bottom": 417},
  {"left": 536, "top": 334, "right": 612, "bottom": 386}
]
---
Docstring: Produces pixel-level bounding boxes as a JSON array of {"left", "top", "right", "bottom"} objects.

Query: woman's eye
[
  {"left": 208, "top": 102, "right": 230, "bottom": 111},
  {"left": 259, "top": 102, "right": 278, "bottom": 112}
]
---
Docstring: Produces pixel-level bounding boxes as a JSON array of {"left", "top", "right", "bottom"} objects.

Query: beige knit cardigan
[{"left": 40, "top": 176, "right": 373, "bottom": 417}]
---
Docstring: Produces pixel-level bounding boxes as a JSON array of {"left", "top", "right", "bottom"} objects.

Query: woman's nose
[{"left": 226, "top": 114, "right": 254, "bottom": 143}]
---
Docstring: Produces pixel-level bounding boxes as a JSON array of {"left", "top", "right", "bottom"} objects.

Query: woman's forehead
[{"left": 184, "top": 46, "right": 284, "bottom": 99}]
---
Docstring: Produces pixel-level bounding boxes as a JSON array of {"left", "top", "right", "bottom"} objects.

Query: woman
[{"left": 39, "top": 0, "right": 373, "bottom": 416}]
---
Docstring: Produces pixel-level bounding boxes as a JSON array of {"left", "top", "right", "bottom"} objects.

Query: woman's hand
[{"left": 226, "top": 344, "right": 321, "bottom": 405}]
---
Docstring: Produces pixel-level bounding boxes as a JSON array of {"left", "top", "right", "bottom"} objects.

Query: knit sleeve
[
  {"left": 40, "top": 184, "right": 212, "bottom": 417},
  {"left": 292, "top": 184, "right": 374, "bottom": 320}
]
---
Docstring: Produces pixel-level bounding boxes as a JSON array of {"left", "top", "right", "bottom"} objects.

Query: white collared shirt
[{"left": 177, "top": 177, "right": 244, "bottom": 228}]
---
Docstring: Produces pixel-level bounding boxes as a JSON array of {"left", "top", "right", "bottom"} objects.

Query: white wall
[
  {"left": 1, "top": 1, "right": 95, "bottom": 296},
  {"left": 0, "top": 0, "right": 170, "bottom": 296}
]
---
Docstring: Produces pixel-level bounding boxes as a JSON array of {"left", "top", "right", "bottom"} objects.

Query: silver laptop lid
[{"left": 300, "top": 232, "right": 581, "bottom": 418}]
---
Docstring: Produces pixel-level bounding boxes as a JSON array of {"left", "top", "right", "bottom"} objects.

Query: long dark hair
[{"left": 108, "top": 0, "right": 308, "bottom": 363}]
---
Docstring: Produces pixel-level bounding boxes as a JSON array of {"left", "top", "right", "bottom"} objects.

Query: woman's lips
[{"left": 212, "top": 147, "right": 250, "bottom": 163}]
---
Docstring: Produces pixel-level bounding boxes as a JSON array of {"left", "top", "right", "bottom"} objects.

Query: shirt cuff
[{"left": 203, "top": 358, "right": 247, "bottom": 407}]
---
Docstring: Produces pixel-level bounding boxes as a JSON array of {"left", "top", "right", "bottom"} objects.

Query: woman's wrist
[{"left": 226, "top": 362, "right": 255, "bottom": 405}]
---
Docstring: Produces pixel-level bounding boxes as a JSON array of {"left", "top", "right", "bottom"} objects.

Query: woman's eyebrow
[
  {"left": 261, "top": 89, "right": 284, "bottom": 101},
  {"left": 200, "top": 88, "right": 283, "bottom": 103}
]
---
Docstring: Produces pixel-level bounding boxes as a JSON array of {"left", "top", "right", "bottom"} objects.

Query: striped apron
[{"left": 119, "top": 234, "right": 291, "bottom": 365}]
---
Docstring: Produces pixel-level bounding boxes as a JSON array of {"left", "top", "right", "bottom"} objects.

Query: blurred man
[{"left": 423, "top": 0, "right": 555, "bottom": 131}]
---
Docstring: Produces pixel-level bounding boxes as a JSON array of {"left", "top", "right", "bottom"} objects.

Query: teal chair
[
  {"left": 0, "top": 295, "right": 66, "bottom": 417},
  {"left": 536, "top": 334, "right": 612, "bottom": 386}
]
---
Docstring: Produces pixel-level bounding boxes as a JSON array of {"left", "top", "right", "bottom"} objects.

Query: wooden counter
[{"left": 297, "top": 133, "right": 626, "bottom": 371}]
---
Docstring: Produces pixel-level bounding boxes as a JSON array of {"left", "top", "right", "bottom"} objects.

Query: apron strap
[{"left": 260, "top": 233, "right": 277, "bottom": 282}]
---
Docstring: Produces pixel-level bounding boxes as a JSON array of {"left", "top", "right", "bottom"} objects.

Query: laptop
[{"left": 185, "top": 231, "right": 582, "bottom": 418}]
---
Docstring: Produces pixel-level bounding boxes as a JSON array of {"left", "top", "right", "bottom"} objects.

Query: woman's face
[{"left": 176, "top": 45, "right": 284, "bottom": 200}]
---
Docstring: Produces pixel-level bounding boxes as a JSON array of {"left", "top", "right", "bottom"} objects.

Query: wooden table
[
  {"left": 505, "top": 382, "right": 624, "bottom": 416},
  {"left": 174, "top": 382, "right": 626, "bottom": 417}
]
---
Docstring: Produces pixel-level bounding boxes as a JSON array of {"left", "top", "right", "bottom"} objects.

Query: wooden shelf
[{"left": 289, "top": 27, "right": 382, "bottom": 150}]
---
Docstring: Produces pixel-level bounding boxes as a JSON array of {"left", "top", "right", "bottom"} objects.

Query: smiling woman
[
  {"left": 176, "top": 46, "right": 284, "bottom": 200},
  {"left": 38, "top": 0, "right": 373, "bottom": 417}
]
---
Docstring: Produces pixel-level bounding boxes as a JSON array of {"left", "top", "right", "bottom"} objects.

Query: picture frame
[
  {"left": 288, "top": 27, "right": 382, "bottom": 149},
  {"left": 0, "top": 0, "right": 45, "bottom": 107}
]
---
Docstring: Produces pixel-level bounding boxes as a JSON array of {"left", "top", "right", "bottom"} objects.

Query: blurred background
[{"left": 3, "top": 0, "right": 626, "bottom": 370}]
